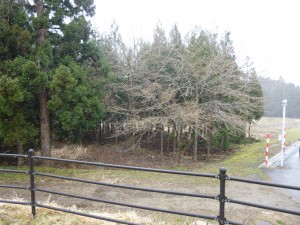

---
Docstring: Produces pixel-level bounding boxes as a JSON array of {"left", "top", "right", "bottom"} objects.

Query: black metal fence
[{"left": 0, "top": 149, "right": 300, "bottom": 225}]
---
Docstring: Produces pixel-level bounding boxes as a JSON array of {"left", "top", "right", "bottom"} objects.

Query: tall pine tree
[{"left": 0, "top": 0, "right": 107, "bottom": 157}]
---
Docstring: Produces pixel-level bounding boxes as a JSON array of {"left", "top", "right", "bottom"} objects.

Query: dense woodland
[
  {"left": 259, "top": 77, "right": 300, "bottom": 118},
  {"left": 0, "top": 0, "right": 264, "bottom": 162}
]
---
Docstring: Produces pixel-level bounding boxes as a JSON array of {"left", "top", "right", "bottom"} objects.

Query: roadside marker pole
[
  {"left": 281, "top": 99, "right": 287, "bottom": 167},
  {"left": 266, "top": 133, "right": 270, "bottom": 167},
  {"left": 283, "top": 127, "right": 286, "bottom": 152}
]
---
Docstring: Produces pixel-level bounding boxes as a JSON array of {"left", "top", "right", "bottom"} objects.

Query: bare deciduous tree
[{"left": 101, "top": 24, "right": 263, "bottom": 161}]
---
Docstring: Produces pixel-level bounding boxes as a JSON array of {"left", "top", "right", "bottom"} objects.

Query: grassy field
[
  {"left": 1, "top": 117, "right": 300, "bottom": 225},
  {"left": 251, "top": 117, "right": 300, "bottom": 142}
]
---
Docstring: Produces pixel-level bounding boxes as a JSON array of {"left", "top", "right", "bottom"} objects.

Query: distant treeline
[{"left": 259, "top": 77, "right": 300, "bottom": 118}]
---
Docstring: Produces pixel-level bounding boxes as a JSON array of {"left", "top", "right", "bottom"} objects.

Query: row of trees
[
  {"left": 101, "top": 23, "right": 264, "bottom": 159},
  {"left": 0, "top": 0, "right": 263, "bottom": 162},
  {"left": 259, "top": 77, "right": 300, "bottom": 118}
]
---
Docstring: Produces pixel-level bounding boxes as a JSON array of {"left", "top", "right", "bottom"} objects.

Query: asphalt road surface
[{"left": 266, "top": 150, "right": 300, "bottom": 203}]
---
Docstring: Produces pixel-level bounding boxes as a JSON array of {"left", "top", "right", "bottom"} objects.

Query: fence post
[
  {"left": 218, "top": 167, "right": 227, "bottom": 225},
  {"left": 28, "top": 149, "right": 36, "bottom": 217}
]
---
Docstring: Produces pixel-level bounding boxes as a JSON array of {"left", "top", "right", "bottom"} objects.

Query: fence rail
[{"left": 0, "top": 149, "right": 300, "bottom": 225}]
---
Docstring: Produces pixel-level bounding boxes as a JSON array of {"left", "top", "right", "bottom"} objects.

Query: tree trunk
[
  {"left": 248, "top": 122, "right": 252, "bottom": 138},
  {"left": 107, "top": 123, "right": 110, "bottom": 134},
  {"left": 113, "top": 123, "right": 118, "bottom": 144},
  {"left": 207, "top": 131, "right": 212, "bottom": 157},
  {"left": 147, "top": 130, "right": 150, "bottom": 149},
  {"left": 17, "top": 136, "right": 23, "bottom": 166},
  {"left": 193, "top": 130, "right": 198, "bottom": 161},
  {"left": 176, "top": 125, "right": 181, "bottom": 158},
  {"left": 194, "top": 84, "right": 199, "bottom": 161},
  {"left": 36, "top": 0, "right": 46, "bottom": 43},
  {"left": 188, "top": 126, "right": 192, "bottom": 141},
  {"left": 220, "top": 136, "right": 225, "bottom": 151},
  {"left": 160, "top": 125, "right": 164, "bottom": 155},
  {"left": 167, "top": 126, "right": 170, "bottom": 152},
  {"left": 132, "top": 133, "right": 136, "bottom": 153},
  {"left": 40, "top": 89, "right": 51, "bottom": 158},
  {"left": 173, "top": 125, "right": 176, "bottom": 155},
  {"left": 95, "top": 124, "right": 100, "bottom": 144},
  {"left": 36, "top": 0, "right": 51, "bottom": 159}
]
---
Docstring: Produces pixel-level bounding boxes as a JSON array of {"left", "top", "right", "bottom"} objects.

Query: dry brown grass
[
  {"left": 0, "top": 198, "right": 154, "bottom": 225},
  {"left": 0, "top": 195, "right": 212, "bottom": 225},
  {"left": 51, "top": 144, "right": 88, "bottom": 160}
]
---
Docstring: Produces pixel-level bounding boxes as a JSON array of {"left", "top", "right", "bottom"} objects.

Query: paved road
[{"left": 265, "top": 150, "right": 300, "bottom": 203}]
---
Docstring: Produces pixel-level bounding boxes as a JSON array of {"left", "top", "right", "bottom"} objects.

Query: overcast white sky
[{"left": 93, "top": 0, "right": 300, "bottom": 86}]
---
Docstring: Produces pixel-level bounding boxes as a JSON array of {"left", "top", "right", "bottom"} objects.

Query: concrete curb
[{"left": 259, "top": 141, "right": 300, "bottom": 168}]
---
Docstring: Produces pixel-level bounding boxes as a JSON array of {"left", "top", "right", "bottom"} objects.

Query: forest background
[{"left": 0, "top": 0, "right": 297, "bottom": 164}]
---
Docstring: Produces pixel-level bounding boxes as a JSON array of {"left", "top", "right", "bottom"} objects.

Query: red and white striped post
[{"left": 266, "top": 133, "right": 270, "bottom": 167}]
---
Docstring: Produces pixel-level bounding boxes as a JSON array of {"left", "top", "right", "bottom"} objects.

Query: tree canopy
[
  {"left": 0, "top": 0, "right": 107, "bottom": 158},
  {"left": 0, "top": 1, "right": 264, "bottom": 161},
  {"left": 259, "top": 76, "right": 300, "bottom": 118},
  {"left": 101, "top": 24, "right": 264, "bottom": 159}
]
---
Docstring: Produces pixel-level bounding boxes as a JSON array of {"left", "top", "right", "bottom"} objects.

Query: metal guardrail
[{"left": 0, "top": 149, "right": 300, "bottom": 225}]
